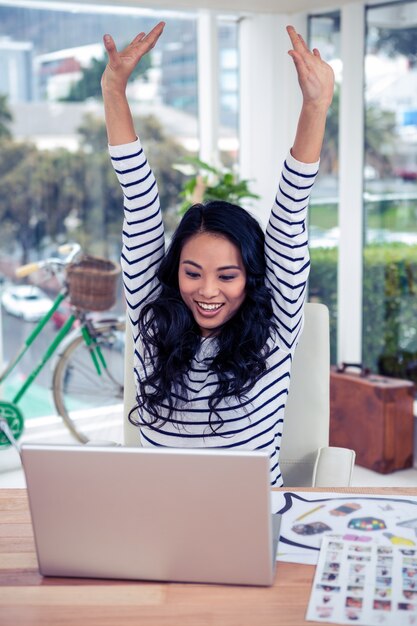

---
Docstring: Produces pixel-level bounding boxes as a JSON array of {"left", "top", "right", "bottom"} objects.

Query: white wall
[{"left": 239, "top": 12, "right": 299, "bottom": 228}]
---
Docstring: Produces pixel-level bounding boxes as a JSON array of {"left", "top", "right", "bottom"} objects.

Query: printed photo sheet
[{"left": 306, "top": 536, "right": 417, "bottom": 625}]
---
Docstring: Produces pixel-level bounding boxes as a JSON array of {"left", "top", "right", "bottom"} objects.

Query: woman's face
[{"left": 178, "top": 231, "right": 247, "bottom": 337}]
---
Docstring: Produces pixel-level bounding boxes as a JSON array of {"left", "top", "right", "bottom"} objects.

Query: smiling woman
[
  {"left": 103, "top": 22, "right": 333, "bottom": 486},
  {"left": 134, "top": 194, "right": 273, "bottom": 430}
]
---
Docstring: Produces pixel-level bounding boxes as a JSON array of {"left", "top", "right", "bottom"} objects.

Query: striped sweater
[{"left": 109, "top": 137, "right": 319, "bottom": 486}]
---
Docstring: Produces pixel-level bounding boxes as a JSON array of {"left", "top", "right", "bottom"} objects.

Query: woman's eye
[
  {"left": 219, "top": 275, "right": 236, "bottom": 281},
  {"left": 185, "top": 271, "right": 200, "bottom": 279}
]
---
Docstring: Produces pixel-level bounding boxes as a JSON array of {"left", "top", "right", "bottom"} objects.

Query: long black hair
[{"left": 129, "top": 200, "right": 276, "bottom": 433}]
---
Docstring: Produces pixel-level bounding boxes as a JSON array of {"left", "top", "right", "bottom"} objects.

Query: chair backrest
[
  {"left": 124, "top": 322, "right": 139, "bottom": 447},
  {"left": 124, "top": 303, "right": 330, "bottom": 486},
  {"left": 279, "top": 302, "right": 330, "bottom": 486}
]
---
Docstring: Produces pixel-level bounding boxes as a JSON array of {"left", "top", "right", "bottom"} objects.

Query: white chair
[
  {"left": 279, "top": 302, "right": 355, "bottom": 486},
  {"left": 123, "top": 303, "right": 355, "bottom": 487}
]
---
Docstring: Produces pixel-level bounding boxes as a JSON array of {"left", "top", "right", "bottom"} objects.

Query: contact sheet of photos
[{"left": 306, "top": 536, "right": 417, "bottom": 625}]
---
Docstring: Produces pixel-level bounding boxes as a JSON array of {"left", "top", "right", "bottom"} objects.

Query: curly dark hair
[{"left": 129, "top": 200, "right": 276, "bottom": 433}]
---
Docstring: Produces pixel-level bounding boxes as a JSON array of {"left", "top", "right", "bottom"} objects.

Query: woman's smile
[{"left": 195, "top": 301, "right": 224, "bottom": 314}]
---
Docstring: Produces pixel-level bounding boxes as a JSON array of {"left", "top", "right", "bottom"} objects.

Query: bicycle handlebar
[
  {"left": 15, "top": 243, "right": 82, "bottom": 279},
  {"left": 58, "top": 243, "right": 81, "bottom": 261},
  {"left": 15, "top": 262, "right": 42, "bottom": 278}
]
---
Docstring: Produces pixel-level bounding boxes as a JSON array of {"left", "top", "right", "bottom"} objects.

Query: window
[
  {"left": 308, "top": 12, "right": 341, "bottom": 362},
  {"left": 0, "top": 1, "right": 201, "bottom": 418},
  {"left": 363, "top": 1, "right": 417, "bottom": 384}
]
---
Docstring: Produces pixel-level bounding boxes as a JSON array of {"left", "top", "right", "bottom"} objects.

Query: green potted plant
[{"left": 175, "top": 156, "right": 260, "bottom": 216}]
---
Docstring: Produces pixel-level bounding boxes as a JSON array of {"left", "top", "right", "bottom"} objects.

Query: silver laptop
[{"left": 21, "top": 444, "right": 281, "bottom": 586}]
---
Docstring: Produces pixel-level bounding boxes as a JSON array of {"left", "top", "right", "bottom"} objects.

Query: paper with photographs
[
  {"left": 306, "top": 535, "right": 417, "bottom": 625},
  {"left": 271, "top": 491, "right": 417, "bottom": 565}
]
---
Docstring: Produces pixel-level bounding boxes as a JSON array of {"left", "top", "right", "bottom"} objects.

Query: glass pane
[
  {"left": 364, "top": 1, "right": 417, "bottom": 384},
  {"left": 0, "top": 2, "right": 198, "bottom": 420},
  {"left": 218, "top": 18, "right": 239, "bottom": 168},
  {"left": 159, "top": 15, "right": 240, "bottom": 219},
  {"left": 308, "top": 13, "right": 341, "bottom": 363}
]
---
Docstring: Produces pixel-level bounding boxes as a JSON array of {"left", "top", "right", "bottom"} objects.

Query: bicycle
[{"left": 0, "top": 244, "right": 125, "bottom": 449}]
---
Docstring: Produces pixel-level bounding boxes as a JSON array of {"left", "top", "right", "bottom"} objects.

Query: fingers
[
  {"left": 297, "top": 33, "right": 310, "bottom": 54},
  {"left": 287, "top": 27, "right": 334, "bottom": 108},
  {"left": 288, "top": 49, "right": 309, "bottom": 82},
  {"left": 104, "top": 21, "right": 165, "bottom": 62},
  {"left": 287, "top": 25, "right": 325, "bottom": 80},
  {"left": 286, "top": 25, "right": 308, "bottom": 54},
  {"left": 286, "top": 24, "right": 316, "bottom": 60},
  {"left": 126, "top": 22, "right": 165, "bottom": 64},
  {"left": 141, "top": 21, "right": 165, "bottom": 50},
  {"left": 103, "top": 34, "right": 119, "bottom": 65},
  {"left": 132, "top": 32, "right": 146, "bottom": 45}
]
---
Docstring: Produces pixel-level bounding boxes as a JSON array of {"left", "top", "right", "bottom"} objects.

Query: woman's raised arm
[
  {"left": 101, "top": 22, "right": 165, "bottom": 146},
  {"left": 102, "top": 22, "right": 166, "bottom": 332},
  {"left": 263, "top": 26, "right": 334, "bottom": 351},
  {"left": 286, "top": 25, "right": 334, "bottom": 163}
]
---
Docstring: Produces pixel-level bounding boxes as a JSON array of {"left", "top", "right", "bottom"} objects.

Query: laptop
[{"left": 21, "top": 444, "right": 281, "bottom": 586}]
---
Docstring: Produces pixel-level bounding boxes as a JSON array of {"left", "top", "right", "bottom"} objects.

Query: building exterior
[
  {"left": 0, "top": 37, "right": 34, "bottom": 102},
  {"left": 160, "top": 22, "right": 238, "bottom": 128}
]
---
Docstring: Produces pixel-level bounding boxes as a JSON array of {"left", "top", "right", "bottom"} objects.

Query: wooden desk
[{"left": 1, "top": 487, "right": 416, "bottom": 626}]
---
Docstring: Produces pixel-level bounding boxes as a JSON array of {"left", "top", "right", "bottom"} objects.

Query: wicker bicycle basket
[{"left": 66, "top": 255, "right": 121, "bottom": 311}]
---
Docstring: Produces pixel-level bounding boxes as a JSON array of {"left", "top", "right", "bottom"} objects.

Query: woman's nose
[{"left": 198, "top": 278, "right": 220, "bottom": 298}]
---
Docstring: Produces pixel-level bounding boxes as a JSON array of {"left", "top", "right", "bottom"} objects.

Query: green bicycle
[{"left": 0, "top": 244, "right": 125, "bottom": 449}]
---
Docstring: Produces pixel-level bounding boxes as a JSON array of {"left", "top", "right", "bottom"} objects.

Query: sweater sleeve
[
  {"left": 264, "top": 151, "right": 319, "bottom": 352},
  {"left": 108, "top": 138, "right": 165, "bottom": 334}
]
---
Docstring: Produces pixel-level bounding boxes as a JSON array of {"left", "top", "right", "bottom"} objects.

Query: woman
[{"left": 102, "top": 22, "right": 334, "bottom": 486}]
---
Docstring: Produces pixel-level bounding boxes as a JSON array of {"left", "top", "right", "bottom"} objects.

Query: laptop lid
[{"left": 21, "top": 444, "right": 278, "bottom": 586}]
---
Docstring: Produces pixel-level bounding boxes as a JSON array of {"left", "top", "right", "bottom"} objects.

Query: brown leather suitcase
[{"left": 330, "top": 364, "right": 415, "bottom": 473}]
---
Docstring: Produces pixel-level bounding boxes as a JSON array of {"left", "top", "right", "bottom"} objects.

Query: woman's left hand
[{"left": 286, "top": 25, "right": 334, "bottom": 111}]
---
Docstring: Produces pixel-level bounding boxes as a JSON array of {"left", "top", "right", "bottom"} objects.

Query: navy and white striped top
[{"left": 109, "top": 137, "right": 319, "bottom": 486}]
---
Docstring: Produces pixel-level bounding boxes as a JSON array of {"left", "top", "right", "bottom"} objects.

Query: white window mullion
[
  {"left": 337, "top": 2, "right": 365, "bottom": 364},
  {"left": 239, "top": 12, "right": 300, "bottom": 228},
  {"left": 197, "top": 9, "right": 219, "bottom": 167}
]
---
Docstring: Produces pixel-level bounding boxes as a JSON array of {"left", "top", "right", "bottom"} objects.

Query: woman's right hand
[{"left": 101, "top": 21, "right": 165, "bottom": 95}]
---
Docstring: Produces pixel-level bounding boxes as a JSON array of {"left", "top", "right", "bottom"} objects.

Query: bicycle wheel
[{"left": 52, "top": 318, "right": 125, "bottom": 444}]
